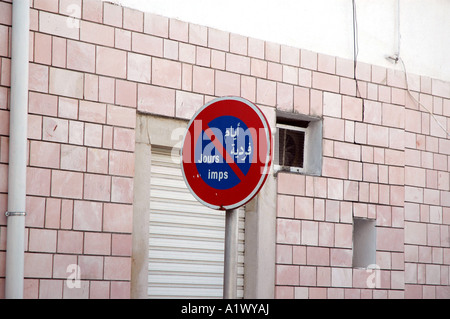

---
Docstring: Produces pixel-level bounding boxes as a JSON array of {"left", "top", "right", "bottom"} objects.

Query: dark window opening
[
  {"left": 275, "top": 110, "right": 322, "bottom": 176},
  {"left": 277, "top": 125, "right": 305, "bottom": 169}
]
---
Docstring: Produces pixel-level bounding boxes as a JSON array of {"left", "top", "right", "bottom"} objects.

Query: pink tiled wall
[
  {"left": 274, "top": 47, "right": 450, "bottom": 298},
  {"left": 0, "top": 0, "right": 449, "bottom": 299},
  {"left": 0, "top": 0, "right": 135, "bottom": 298}
]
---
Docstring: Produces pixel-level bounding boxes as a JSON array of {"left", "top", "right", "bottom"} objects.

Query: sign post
[
  {"left": 181, "top": 97, "right": 272, "bottom": 299},
  {"left": 223, "top": 208, "right": 238, "bottom": 299}
]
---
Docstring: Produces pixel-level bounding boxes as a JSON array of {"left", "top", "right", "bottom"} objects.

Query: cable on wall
[
  {"left": 399, "top": 58, "right": 450, "bottom": 137},
  {"left": 352, "top": 0, "right": 365, "bottom": 122},
  {"left": 388, "top": 0, "right": 450, "bottom": 137},
  {"left": 352, "top": 0, "right": 359, "bottom": 68}
]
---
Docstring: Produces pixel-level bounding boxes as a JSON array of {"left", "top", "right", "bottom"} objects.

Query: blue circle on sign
[{"left": 195, "top": 116, "right": 254, "bottom": 190}]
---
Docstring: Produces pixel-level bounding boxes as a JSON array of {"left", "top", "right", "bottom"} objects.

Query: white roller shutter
[{"left": 148, "top": 146, "right": 245, "bottom": 299}]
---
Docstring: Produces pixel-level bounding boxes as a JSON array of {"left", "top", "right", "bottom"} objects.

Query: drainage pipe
[{"left": 5, "top": 0, "right": 29, "bottom": 299}]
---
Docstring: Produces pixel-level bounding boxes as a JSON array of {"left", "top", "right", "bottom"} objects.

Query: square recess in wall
[{"left": 352, "top": 217, "right": 376, "bottom": 268}]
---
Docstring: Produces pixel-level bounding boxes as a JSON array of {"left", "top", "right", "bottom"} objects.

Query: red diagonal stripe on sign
[{"left": 202, "top": 125, "right": 246, "bottom": 182}]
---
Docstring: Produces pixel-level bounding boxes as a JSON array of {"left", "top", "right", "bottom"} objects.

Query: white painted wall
[{"left": 105, "top": 0, "right": 450, "bottom": 82}]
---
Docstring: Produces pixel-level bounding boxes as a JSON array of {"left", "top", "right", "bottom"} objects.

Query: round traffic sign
[{"left": 181, "top": 97, "right": 272, "bottom": 210}]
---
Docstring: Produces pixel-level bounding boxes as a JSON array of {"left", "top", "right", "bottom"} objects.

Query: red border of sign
[{"left": 181, "top": 97, "right": 272, "bottom": 210}]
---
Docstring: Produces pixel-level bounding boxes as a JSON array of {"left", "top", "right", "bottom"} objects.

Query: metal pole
[
  {"left": 5, "top": 0, "right": 29, "bottom": 299},
  {"left": 223, "top": 208, "right": 238, "bottom": 299}
]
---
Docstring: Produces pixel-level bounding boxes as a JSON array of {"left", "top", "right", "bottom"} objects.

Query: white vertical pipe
[
  {"left": 223, "top": 209, "right": 238, "bottom": 299},
  {"left": 5, "top": 0, "right": 29, "bottom": 299}
]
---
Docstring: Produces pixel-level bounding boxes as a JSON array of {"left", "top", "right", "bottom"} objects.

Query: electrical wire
[
  {"left": 354, "top": 0, "right": 448, "bottom": 137},
  {"left": 352, "top": 0, "right": 365, "bottom": 120},
  {"left": 352, "top": 0, "right": 359, "bottom": 66},
  {"left": 399, "top": 57, "right": 450, "bottom": 137},
  {"left": 396, "top": 0, "right": 401, "bottom": 59},
  {"left": 393, "top": 0, "right": 449, "bottom": 137}
]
